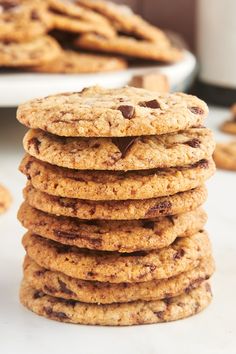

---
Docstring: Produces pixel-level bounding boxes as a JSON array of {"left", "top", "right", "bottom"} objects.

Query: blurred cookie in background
[
  {"left": 0, "top": 183, "right": 11, "bottom": 214},
  {"left": 220, "top": 104, "right": 236, "bottom": 135},
  {"left": 214, "top": 141, "right": 236, "bottom": 171},
  {"left": 28, "top": 50, "right": 127, "bottom": 73}
]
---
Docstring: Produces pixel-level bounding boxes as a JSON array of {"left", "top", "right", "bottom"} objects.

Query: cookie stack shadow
[{"left": 17, "top": 86, "right": 216, "bottom": 326}]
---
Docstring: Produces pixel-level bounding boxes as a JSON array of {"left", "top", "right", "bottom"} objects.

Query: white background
[{"left": 0, "top": 106, "right": 236, "bottom": 354}]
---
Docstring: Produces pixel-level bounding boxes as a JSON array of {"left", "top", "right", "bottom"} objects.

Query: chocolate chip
[
  {"left": 189, "top": 106, "right": 205, "bottom": 115},
  {"left": 31, "top": 10, "right": 39, "bottom": 20},
  {"left": 33, "top": 290, "right": 45, "bottom": 299},
  {"left": 142, "top": 220, "right": 155, "bottom": 230},
  {"left": 167, "top": 215, "right": 175, "bottom": 225},
  {"left": 154, "top": 311, "right": 164, "bottom": 319},
  {"left": 205, "top": 282, "right": 212, "bottom": 295},
  {"left": 163, "top": 297, "right": 172, "bottom": 305},
  {"left": 54, "top": 229, "right": 78, "bottom": 239},
  {"left": 139, "top": 99, "right": 160, "bottom": 109},
  {"left": 28, "top": 137, "right": 41, "bottom": 154},
  {"left": 34, "top": 269, "right": 47, "bottom": 277},
  {"left": 173, "top": 248, "right": 185, "bottom": 260},
  {"left": 145, "top": 200, "right": 172, "bottom": 217},
  {"left": 0, "top": 0, "right": 19, "bottom": 11},
  {"left": 58, "top": 279, "right": 75, "bottom": 296},
  {"left": 58, "top": 198, "right": 77, "bottom": 210},
  {"left": 112, "top": 137, "right": 137, "bottom": 158},
  {"left": 185, "top": 277, "right": 205, "bottom": 294},
  {"left": 43, "top": 307, "right": 69, "bottom": 320},
  {"left": 184, "top": 138, "right": 201, "bottom": 148},
  {"left": 117, "top": 105, "right": 135, "bottom": 119},
  {"left": 44, "top": 285, "right": 56, "bottom": 294},
  {"left": 91, "top": 143, "right": 100, "bottom": 148},
  {"left": 87, "top": 271, "right": 97, "bottom": 277},
  {"left": 192, "top": 159, "right": 209, "bottom": 169}
]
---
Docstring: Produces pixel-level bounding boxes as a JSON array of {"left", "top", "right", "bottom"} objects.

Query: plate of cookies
[{"left": 0, "top": 0, "right": 196, "bottom": 106}]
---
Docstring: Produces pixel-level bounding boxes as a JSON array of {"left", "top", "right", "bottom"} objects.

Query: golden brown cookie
[
  {"left": 220, "top": 104, "right": 236, "bottom": 134},
  {"left": 213, "top": 141, "right": 236, "bottom": 171},
  {"left": 18, "top": 202, "right": 207, "bottom": 252},
  {"left": 23, "top": 256, "right": 215, "bottom": 304},
  {"left": 0, "top": 35, "right": 61, "bottom": 67},
  {"left": 28, "top": 50, "right": 127, "bottom": 73},
  {"left": 75, "top": 33, "right": 182, "bottom": 63},
  {"left": 48, "top": 0, "right": 115, "bottom": 38},
  {"left": 0, "top": 183, "right": 11, "bottom": 214},
  {"left": 23, "top": 183, "right": 208, "bottom": 220},
  {"left": 20, "top": 155, "right": 215, "bottom": 201},
  {"left": 0, "top": 0, "right": 52, "bottom": 42},
  {"left": 77, "top": 0, "right": 173, "bottom": 44},
  {"left": 19, "top": 280, "right": 213, "bottom": 325},
  {"left": 17, "top": 86, "right": 208, "bottom": 137},
  {"left": 22, "top": 231, "right": 211, "bottom": 283},
  {"left": 22, "top": 128, "right": 215, "bottom": 170}
]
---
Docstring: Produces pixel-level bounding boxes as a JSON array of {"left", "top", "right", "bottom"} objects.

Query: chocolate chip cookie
[
  {"left": 18, "top": 202, "right": 207, "bottom": 252},
  {"left": 0, "top": 35, "right": 61, "bottom": 67},
  {"left": 20, "top": 280, "right": 213, "bottom": 325},
  {"left": 0, "top": 0, "right": 52, "bottom": 42},
  {"left": 23, "top": 256, "right": 214, "bottom": 304},
  {"left": 28, "top": 50, "right": 127, "bottom": 73},
  {"left": 23, "top": 183, "right": 208, "bottom": 220},
  {"left": 22, "top": 128, "right": 215, "bottom": 170},
  {"left": 22, "top": 231, "right": 211, "bottom": 283},
  {"left": 20, "top": 155, "right": 215, "bottom": 200},
  {"left": 213, "top": 141, "right": 236, "bottom": 171},
  {"left": 0, "top": 183, "right": 11, "bottom": 214},
  {"left": 16, "top": 86, "right": 208, "bottom": 137}
]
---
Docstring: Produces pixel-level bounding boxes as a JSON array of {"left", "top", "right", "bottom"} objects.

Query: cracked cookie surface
[
  {"left": 23, "top": 184, "right": 208, "bottom": 220},
  {"left": 23, "top": 256, "right": 214, "bottom": 304},
  {"left": 22, "top": 231, "right": 211, "bottom": 283},
  {"left": 20, "top": 155, "right": 215, "bottom": 200},
  {"left": 20, "top": 280, "right": 212, "bottom": 325},
  {"left": 18, "top": 202, "right": 207, "bottom": 252},
  {"left": 22, "top": 128, "right": 215, "bottom": 170},
  {"left": 17, "top": 86, "right": 208, "bottom": 137}
]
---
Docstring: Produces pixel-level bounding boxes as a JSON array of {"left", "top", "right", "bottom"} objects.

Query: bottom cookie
[{"left": 20, "top": 280, "right": 212, "bottom": 326}]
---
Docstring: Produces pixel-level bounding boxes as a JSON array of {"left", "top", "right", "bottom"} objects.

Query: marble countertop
[{"left": 0, "top": 105, "right": 235, "bottom": 354}]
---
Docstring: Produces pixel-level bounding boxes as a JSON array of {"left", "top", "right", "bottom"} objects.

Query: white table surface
[{"left": 0, "top": 105, "right": 236, "bottom": 354}]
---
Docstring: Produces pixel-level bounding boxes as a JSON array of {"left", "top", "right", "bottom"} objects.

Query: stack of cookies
[
  {"left": 0, "top": 0, "right": 182, "bottom": 73},
  {"left": 17, "top": 86, "right": 215, "bottom": 326}
]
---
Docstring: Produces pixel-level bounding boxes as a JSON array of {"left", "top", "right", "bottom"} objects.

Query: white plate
[
  {"left": 0, "top": 106, "right": 236, "bottom": 354},
  {"left": 0, "top": 50, "right": 196, "bottom": 107}
]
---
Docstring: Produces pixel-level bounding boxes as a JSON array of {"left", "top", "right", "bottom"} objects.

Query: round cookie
[
  {"left": 23, "top": 256, "right": 215, "bottom": 304},
  {"left": 48, "top": 0, "right": 113, "bottom": 25},
  {"left": 75, "top": 33, "right": 182, "bottom": 63},
  {"left": 213, "top": 141, "right": 236, "bottom": 171},
  {"left": 20, "top": 280, "right": 213, "bottom": 326},
  {"left": 23, "top": 183, "right": 208, "bottom": 220},
  {"left": 22, "top": 127, "right": 215, "bottom": 170},
  {"left": 20, "top": 155, "right": 215, "bottom": 201},
  {"left": 220, "top": 121, "right": 236, "bottom": 135},
  {"left": 28, "top": 50, "right": 127, "bottom": 73},
  {"left": 0, "top": 183, "right": 11, "bottom": 214},
  {"left": 0, "top": 35, "right": 61, "bottom": 67},
  {"left": 16, "top": 86, "right": 208, "bottom": 138},
  {"left": 18, "top": 202, "right": 207, "bottom": 252},
  {"left": 77, "top": 0, "right": 175, "bottom": 45},
  {"left": 22, "top": 231, "right": 211, "bottom": 283},
  {"left": 0, "top": 1, "right": 52, "bottom": 43}
]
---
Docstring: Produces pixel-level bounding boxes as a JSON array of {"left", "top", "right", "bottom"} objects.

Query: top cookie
[{"left": 17, "top": 86, "right": 208, "bottom": 137}]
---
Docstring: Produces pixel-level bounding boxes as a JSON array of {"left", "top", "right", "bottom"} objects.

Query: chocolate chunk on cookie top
[{"left": 17, "top": 86, "right": 208, "bottom": 137}]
